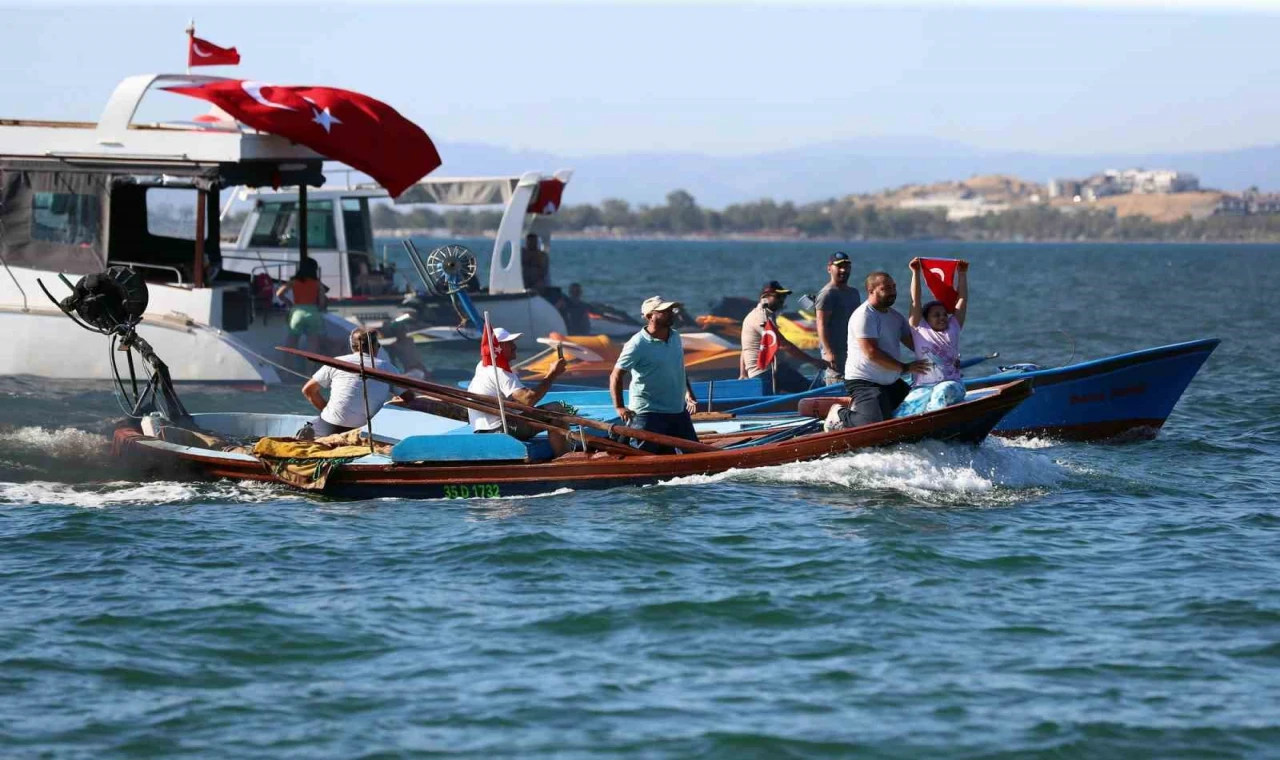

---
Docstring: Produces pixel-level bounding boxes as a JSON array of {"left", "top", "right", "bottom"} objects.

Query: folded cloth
[{"left": 252, "top": 436, "right": 382, "bottom": 491}]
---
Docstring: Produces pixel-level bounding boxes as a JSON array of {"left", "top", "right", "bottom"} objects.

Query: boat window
[
  {"left": 144, "top": 188, "right": 207, "bottom": 240},
  {"left": 341, "top": 198, "right": 371, "bottom": 252},
  {"left": 247, "top": 200, "right": 336, "bottom": 249},
  {"left": 31, "top": 192, "right": 100, "bottom": 245}
]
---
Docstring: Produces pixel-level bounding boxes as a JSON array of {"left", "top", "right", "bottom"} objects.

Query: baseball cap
[
  {"left": 640, "top": 295, "right": 680, "bottom": 317},
  {"left": 491, "top": 327, "right": 523, "bottom": 343},
  {"left": 828, "top": 251, "right": 851, "bottom": 266},
  {"left": 761, "top": 280, "right": 792, "bottom": 296}
]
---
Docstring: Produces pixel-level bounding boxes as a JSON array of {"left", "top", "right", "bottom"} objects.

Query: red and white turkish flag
[
  {"left": 531, "top": 179, "right": 565, "bottom": 214},
  {"left": 165, "top": 80, "right": 442, "bottom": 196},
  {"left": 480, "top": 322, "right": 511, "bottom": 372},
  {"left": 187, "top": 35, "right": 241, "bottom": 67},
  {"left": 757, "top": 317, "right": 779, "bottom": 370},
  {"left": 919, "top": 258, "right": 960, "bottom": 312}
]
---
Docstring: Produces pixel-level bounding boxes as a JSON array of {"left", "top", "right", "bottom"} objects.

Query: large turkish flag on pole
[
  {"left": 165, "top": 80, "right": 442, "bottom": 196},
  {"left": 187, "top": 35, "right": 241, "bottom": 67},
  {"left": 919, "top": 258, "right": 960, "bottom": 312}
]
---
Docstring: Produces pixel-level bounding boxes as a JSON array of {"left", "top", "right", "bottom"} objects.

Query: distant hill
[{"left": 429, "top": 138, "right": 1280, "bottom": 208}]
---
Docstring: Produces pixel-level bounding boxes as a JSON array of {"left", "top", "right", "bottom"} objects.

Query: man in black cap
[
  {"left": 740, "top": 280, "right": 825, "bottom": 393},
  {"left": 815, "top": 251, "right": 861, "bottom": 385}
]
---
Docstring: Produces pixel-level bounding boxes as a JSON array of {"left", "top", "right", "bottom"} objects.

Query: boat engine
[
  {"left": 57, "top": 265, "right": 150, "bottom": 332},
  {"left": 38, "top": 266, "right": 191, "bottom": 426}
]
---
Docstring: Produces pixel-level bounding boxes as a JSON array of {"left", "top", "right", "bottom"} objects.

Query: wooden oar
[{"left": 278, "top": 347, "right": 720, "bottom": 454}]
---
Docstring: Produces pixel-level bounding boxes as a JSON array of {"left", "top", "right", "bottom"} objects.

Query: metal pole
[
  {"left": 484, "top": 310, "right": 510, "bottom": 434},
  {"left": 298, "top": 184, "right": 309, "bottom": 270},
  {"left": 357, "top": 338, "right": 376, "bottom": 455},
  {"left": 193, "top": 189, "right": 206, "bottom": 288}
]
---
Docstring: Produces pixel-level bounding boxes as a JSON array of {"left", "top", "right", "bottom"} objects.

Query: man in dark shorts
[
  {"left": 843, "top": 272, "right": 930, "bottom": 427},
  {"left": 609, "top": 296, "right": 700, "bottom": 454},
  {"left": 815, "top": 251, "right": 861, "bottom": 385}
]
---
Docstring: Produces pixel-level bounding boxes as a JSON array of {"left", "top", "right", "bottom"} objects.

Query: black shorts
[{"left": 842, "top": 378, "right": 911, "bottom": 427}]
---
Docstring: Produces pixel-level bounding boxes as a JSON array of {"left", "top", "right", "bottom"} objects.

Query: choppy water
[{"left": 2, "top": 242, "right": 1278, "bottom": 758}]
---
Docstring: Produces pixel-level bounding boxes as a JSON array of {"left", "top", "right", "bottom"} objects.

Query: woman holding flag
[{"left": 908, "top": 257, "right": 970, "bottom": 385}]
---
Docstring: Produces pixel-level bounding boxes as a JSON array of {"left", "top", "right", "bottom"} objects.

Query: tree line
[{"left": 284, "top": 189, "right": 1280, "bottom": 242}]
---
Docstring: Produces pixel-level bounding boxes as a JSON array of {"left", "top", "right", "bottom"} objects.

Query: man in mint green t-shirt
[{"left": 609, "top": 295, "right": 700, "bottom": 453}]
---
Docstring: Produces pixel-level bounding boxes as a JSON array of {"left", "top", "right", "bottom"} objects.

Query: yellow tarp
[{"left": 252, "top": 434, "right": 384, "bottom": 491}]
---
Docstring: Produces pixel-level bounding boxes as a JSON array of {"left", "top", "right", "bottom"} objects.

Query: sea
[{"left": 1, "top": 240, "right": 1277, "bottom": 758}]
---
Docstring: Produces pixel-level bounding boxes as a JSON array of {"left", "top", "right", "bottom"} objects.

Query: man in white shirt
[
  {"left": 843, "top": 272, "right": 931, "bottom": 427},
  {"left": 467, "top": 327, "right": 569, "bottom": 450},
  {"left": 301, "top": 328, "right": 399, "bottom": 437}
]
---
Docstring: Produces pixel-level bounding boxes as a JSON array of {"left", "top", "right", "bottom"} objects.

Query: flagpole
[
  {"left": 484, "top": 311, "right": 510, "bottom": 435},
  {"left": 185, "top": 19, "right": 194, "bottom": 76}
]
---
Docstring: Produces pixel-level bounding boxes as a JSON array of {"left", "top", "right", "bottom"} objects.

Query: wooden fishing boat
[{"left": 110, "top": 375, "right": 1030, "bottom": 499}]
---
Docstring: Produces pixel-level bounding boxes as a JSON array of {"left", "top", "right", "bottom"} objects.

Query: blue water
[{"left": 2, "top": 241, "right": 1278, "bottom": 757}]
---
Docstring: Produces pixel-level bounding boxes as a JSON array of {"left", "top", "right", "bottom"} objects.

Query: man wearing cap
[
  {"left": 740, "top": 281, "right": 826, "bottom": 393},
  {"left": 815, "top": 251, "right": 861, "bottom": 385},
  {"left": 609, "top": 296, "right": 700, "bottom": 454},
  {"left": 467, "top": 326, "right": 568, "bottom": 436}
]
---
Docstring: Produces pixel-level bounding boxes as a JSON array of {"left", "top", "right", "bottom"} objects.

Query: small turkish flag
[
  {"left": 531, "top": 179, "right": 565, "bottom": 214},
  {"left": 757, "top": 317, "right": 779, "bottom": 370},
  {"left": 187, "top": 35, "right": 240, "bottom": 67},
  {"left": 920, "top": 258, "right": 960, "bottom": 312},
  {"left": 165, "top": 80, "right": 442, "bottom": 197},
  {"left": 481, "top": 323, "right": 511, "bottom": 372}
]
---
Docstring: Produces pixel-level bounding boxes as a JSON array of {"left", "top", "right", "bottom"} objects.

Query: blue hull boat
[
  {"left": 546, "top": 339, "right": 1219, "bottom": 442},
  {"left": 966, "top": 338, "right": 1219, "bottom": 440}
]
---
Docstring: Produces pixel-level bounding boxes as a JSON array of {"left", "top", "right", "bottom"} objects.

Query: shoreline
[{"left": 376, "top": 228, "right": 1280, "bottom": 245}]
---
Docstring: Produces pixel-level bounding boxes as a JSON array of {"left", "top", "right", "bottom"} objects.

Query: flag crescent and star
[
  {"left": 166, "top": 79, "right": 442, "bottom": 197},
  {"left": 757, "top": 317, "right": 780, "bottom": 370},
  {"left": 186, "top": 34, "right": 241, "bottom": 67},
  {"left": 919, "top": 258, "right": 961, "bottom": 312}
]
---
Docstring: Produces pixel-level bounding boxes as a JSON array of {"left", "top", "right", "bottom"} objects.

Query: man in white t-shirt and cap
[
  {"left": 842, "top": 272, "right": 931, "bottom": 427},
  {"left": 300, "top": 327, "right": 399, "bottom": 438},
  {"left": 466, "top": 327, "right": 569, "bottom": 450}
]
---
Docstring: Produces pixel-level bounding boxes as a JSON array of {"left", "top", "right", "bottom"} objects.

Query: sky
[{"left": 3, "top": 0, "right": 1280, "bottom": 158}]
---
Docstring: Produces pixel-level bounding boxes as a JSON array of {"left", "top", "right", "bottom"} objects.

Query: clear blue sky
[{"left": 4, "top": 1, "right": 1280, "bottom": 157}]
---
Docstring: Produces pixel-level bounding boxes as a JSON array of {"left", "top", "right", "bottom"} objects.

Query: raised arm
[
  {"left": 954, "top": 260, "right": 969, "bottom": 327},
  {"left": 908, "top": 258, "right": 924, "bottom": 328}
]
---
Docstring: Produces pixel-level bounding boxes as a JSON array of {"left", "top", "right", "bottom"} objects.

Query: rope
[{"left": 187, "top": 322, "right": 312, "bottom": 381}]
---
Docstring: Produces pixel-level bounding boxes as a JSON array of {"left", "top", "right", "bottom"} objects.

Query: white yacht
[
  {"left": 221, "top": 172, "right": 639, "bottom": 349},
  {"left": 0, "top": 73, "right": 365, "bottom": 386}
]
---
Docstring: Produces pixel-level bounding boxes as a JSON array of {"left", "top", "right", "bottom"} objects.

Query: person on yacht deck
[
  {"left": 276, "top": 257, "right": 327, "bottom": 352},
  {"left": 466, "top": 327, "right": 571, "bottom": 453},
  {"left": 908, "top": 257, "right": 969, "bottom": 385},
  {"left": 300, "top": 328, "right": 395, "bottom": 438}
]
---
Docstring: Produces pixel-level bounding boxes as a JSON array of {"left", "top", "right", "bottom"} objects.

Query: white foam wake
[
  {"left": 0, "top": 479, "right": 284, "bottom": 509},
  {"left": 657, "top": 439, "right": 1068, "bottom": 503},
  {"left": 3, "top": 426, "right": 111, "bottom": 460}
]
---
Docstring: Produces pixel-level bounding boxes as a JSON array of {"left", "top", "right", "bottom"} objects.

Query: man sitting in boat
[
  {"left": 841, "top": 273, "right": 931, "bottom": 427},
  {"left": 610, "top": 296, "right": 700, "bottom": 454},
  {"left": 467, "top": 327, "right": 571, "bottom": 452},
  {"left": 740, "top": 280, "right": 826, "bottom": 393},
  {"left": 300, "top": 328, "right": 397, "bottom": 438}
]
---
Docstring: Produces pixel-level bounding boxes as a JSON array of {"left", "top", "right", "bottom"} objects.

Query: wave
[
  {"left": 657, "top": 438, "right": 1068, "bottom": 504},
  {"left": 0, "top": 479, "right": 284, "bottom": 509}
]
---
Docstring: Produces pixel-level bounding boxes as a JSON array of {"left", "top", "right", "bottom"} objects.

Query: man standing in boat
[
  {"left": 300, "top": 328, "right": 396, "bottom": 438},
  {"left": 740, "top": 281, "right": 826, "bottom": 393},
  {"left": 842, "top": 273, "right": 931, "bottom": 427},
  {"left": 815, "top": 251, "right": 861, "bottom": 386},
  {"left": 610, "top": 297, "right": 700, "bottom": 454}
]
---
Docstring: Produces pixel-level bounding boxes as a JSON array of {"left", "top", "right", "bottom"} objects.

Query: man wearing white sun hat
[
  {"left": 467, "top": 326, "right": 567, "bottom": 440},
  {"left": 609, "top": 296, "right": 700, "bottom": 453}
]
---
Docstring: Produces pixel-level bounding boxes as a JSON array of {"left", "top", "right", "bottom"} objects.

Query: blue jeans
[{"left": 631, "top": 411, "right": 699, "bottom": 454}]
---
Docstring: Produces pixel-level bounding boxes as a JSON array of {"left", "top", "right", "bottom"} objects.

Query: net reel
[{"left": 423, "top": 244, "right": 477, "bottom": 295}]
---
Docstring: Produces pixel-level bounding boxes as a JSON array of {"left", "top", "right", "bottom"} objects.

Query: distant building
[
  {"left": 1215, "top": 189, "right": 1280, "bottom": 216},
  {"left": 1048, "top": 168, "right": 1198, "bottom": 200},
  {"left": 896, "top": 194, "right": 1009, "bottom": 221}
]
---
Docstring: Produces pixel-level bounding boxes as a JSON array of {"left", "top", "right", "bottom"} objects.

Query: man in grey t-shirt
[
  {"left": 814, "top": 251, "right": 861, "bottom": 385},
  {"left": 842, "top": 272, "right": 930, "bottom": 427}
]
